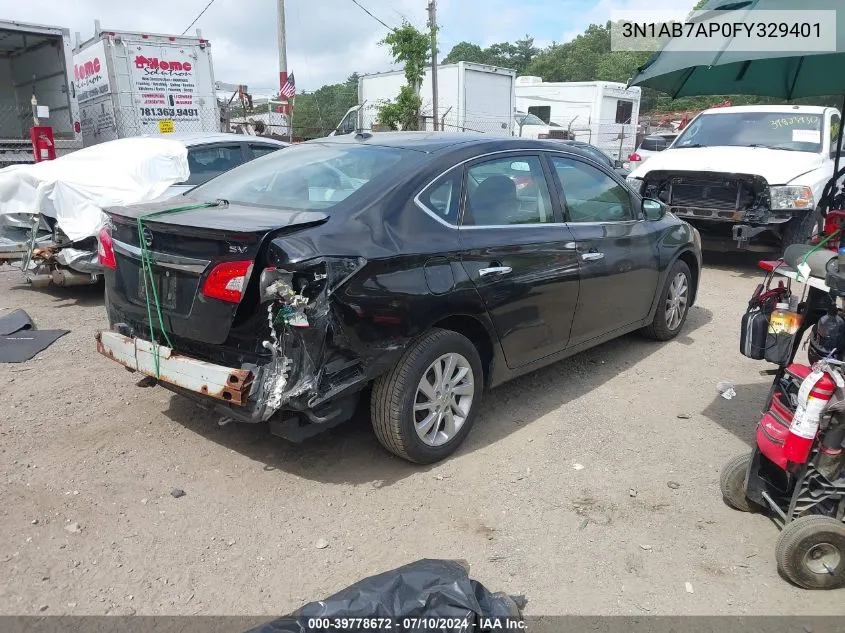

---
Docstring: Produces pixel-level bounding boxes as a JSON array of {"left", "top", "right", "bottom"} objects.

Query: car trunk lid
[{"left": 104, "top": 197, "right": 328, "bottom": 346}]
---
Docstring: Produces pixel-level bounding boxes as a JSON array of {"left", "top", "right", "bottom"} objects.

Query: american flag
[{"left": 280, "top": 72, "right": 296, "bottom": 100}]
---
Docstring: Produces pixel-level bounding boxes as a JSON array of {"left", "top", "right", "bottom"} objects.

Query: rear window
[{"left": 188, "top": 143, "right": 407, "bottom": 210}]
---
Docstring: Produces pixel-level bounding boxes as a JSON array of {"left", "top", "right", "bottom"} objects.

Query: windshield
[
  {"left": 674, "top": 111, "right": 824, "bottom": 153},
  {"left": 516, "top": 113, "right": 547, "bottom": 126},
  {"left": 189, "top": 143, "right": 407, "bottom": 209}
]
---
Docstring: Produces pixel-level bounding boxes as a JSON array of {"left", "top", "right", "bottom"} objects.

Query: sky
[{"left": 1, "top": 0, "right": 696, "bottom": 95}]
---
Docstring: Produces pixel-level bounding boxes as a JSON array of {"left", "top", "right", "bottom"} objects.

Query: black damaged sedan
[{"left": 96, "top": 133, "right": 702, "bottom": 463}]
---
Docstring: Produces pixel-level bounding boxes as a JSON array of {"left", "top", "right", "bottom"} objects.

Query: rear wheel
[
  {"left": 776, "top": 515, "right": 845, "bottom": 589},
  {"left": 641, "top": 259, "right": 692, "bottom": 341},
  {"left": 371, "top": 328, "right": 482, "bottom": 464},
  {"left": 719, "top": 453, "right": 762, "bottom": 512}
]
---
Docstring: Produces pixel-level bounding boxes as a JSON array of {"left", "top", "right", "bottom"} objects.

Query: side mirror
[
  {"left": 614, "top": 159, "right": 624, "bottom": 169},
  {"left": 643, "top": 198, "right": 666, "bottom": 221}
]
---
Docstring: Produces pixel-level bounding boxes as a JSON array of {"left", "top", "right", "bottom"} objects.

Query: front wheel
[
  {"left": 781, "top": 207, "right": 822, "bottom": 250},
  {"left": 371, "top": 329, "right": 483, "bottom": 464},
  {"left": 641, "top": 259, "right": 692, "bottom": 341},
  {"left": 776, "top": 515, "right": 845, "bottom": 589}
]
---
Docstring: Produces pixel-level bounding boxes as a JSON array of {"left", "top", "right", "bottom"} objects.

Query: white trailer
[
  {"left": 0, "top": 20, "right": 82, "bottom": 166},
  {"left": 72, "top": 22, "right": 220, "bottom": 146},
  {"left": 332, "top": 62, "right": 516, "bottom": 137},
  {"left": 515, "top": 78, "right": 642, "bottom": 159}
]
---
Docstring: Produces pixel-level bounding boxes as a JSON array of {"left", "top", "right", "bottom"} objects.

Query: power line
[
  {"left": 181, "top": 0, "right": 219, "bottom": 35},
  {"left": 349, "top": 0, "right": 395, "bottom": 31}
]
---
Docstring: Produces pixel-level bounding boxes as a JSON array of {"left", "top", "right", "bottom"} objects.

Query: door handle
[
  {"left": 581, "top": 252, "right": 605, "bottom": 261},
  {"left": 479, "top": 266, "right": 513, "bottom": 277}
]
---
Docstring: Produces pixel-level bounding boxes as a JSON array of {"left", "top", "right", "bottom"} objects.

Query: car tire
[
  {"left": 641, "top": 259, "right": 692, "bottom": 341},
  {"left": 719, "top": 453, "right": 763, "bottom": 513},
  {"left": 776, "top": 515, "right": 845, "bottom": 589},
  {"left": 781, "top": 206, "right": 822, "bottom": 250},
  {"left": 371, "top": 328, "right": 483, "bottom": 464}
]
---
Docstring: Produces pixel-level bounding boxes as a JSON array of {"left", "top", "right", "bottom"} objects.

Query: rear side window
[
  {"left": 249, "top": 143, "right": 282, "bottom": 159},
  {"left": 418, "top": 169, "right": 462, "bottom": 225},
  {"left": 639, "top": 136, "right": 668, "bottom": 152},
  {"left": 185, "top": 144, "right": 245, "bottom": 185},
  {"left": 464, "top": 155, "right": 554, "bottom": 226}
]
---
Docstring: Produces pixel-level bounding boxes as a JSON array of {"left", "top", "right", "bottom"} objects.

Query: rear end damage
[
  {"left": 641, "top": 170, "right": 798, "bottom": 249},
  {"left": 95, "top": 202, "right": 386, "bottom": 441}
]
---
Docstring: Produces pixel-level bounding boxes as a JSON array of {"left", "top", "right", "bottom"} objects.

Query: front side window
[
  {"left": 189, "top": 143, "right": 409, "bottom": 210},
  {"left": 674, "top": 111, "right": 824, "bottom": 152},
  {"left": 185, "top": 144, "right": 245, "bottom": 185},
  {"left": 551, "top": 156, "right": 634, "bottom": 223},
  {"left": 463, "top": 155, "right": 554, "bottom": 226},
  {"left": 831, "top": 113, "right": 841, "bottom": 156}
]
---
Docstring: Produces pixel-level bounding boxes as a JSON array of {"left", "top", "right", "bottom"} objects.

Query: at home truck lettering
[{"left": 134, "top": 56, "right": 192, "bottom": 73}]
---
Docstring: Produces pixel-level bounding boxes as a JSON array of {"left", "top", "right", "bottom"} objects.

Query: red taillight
[
  {"left": 628, "top": 153, "right": 641, "bottom": 162},
  {"left": 201, "top": 260, "right": 253, "bottom": 303},
  {"left": 97, "top": 226, "right": 117, "bottom": 270},
  {"left": 74, "top": 121, "right": 81, "bottom": 133}
]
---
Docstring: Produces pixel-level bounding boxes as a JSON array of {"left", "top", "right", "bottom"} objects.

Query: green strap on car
[{"left": 136, "top": 201, "right": 221, "bottom": 377}]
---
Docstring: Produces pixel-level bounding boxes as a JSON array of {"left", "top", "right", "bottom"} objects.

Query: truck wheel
[
  {"left": 781, "top": 207, "right": 821, "bottom": 250},
  {"left": 776, "top": 515, "right": 845, "bottom": 589},
  {"left": 641, "top": 259, "right": 691, "bottom": 341},
  {"left": 371, "top": 328, "right": 483, "bottom": 464},
  {"left": 719, "top": 453, "right": 762, "bottom": 512}
]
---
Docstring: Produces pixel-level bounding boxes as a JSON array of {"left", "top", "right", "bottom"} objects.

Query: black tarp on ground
[
  {"left": 0, "top": 309, "right": 68, "bottom": 363},
  {"left": 0, "top": 309, "right": 33, "bottom": 335},
  {"left": 245, "top": 559, "right": 525, "bottom": 633}
]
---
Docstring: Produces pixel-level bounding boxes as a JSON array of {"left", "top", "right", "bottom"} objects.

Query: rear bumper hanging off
[{"left": 95, "top": 330, "right": 254, "bottom": 405}]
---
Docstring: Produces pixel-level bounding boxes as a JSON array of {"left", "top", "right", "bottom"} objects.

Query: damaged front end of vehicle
[{"left": 641, "top": 170, "right": 799, "bottom": 249}]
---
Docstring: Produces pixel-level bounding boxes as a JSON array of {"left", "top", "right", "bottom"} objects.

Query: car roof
[
  {"left": 306, "top": 132, "right": 609, "bottom": 160},
  {"left": 143, "top": 132, "right": 290, "bottom": 147}
]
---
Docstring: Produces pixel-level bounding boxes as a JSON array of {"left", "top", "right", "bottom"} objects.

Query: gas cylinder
[{"left": 783, "top": 368, "right": 838, "bottom": 464}]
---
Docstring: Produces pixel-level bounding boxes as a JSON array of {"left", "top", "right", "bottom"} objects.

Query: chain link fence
[{"left": 77, "top": 102, "right": 224, "bottom": 145}]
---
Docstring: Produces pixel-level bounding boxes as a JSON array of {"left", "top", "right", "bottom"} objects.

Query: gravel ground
[{"left": 0, "top": 254, "right": 841, "bottom": 616}]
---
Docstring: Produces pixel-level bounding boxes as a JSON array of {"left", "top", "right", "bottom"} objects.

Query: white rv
[{"left": 514, "top": 78, "right": 641, "bottom": 159}]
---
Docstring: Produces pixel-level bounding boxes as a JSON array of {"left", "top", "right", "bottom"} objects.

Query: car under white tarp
[{"left": 0, "top": 136, "right": 189, "bottom": 242}]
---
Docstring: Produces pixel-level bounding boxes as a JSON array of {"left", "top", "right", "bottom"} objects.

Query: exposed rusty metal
[{"left": 95, "top": 330, "right": 254, "bottom": 406}]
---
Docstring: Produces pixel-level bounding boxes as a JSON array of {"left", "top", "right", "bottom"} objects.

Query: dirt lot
[{"left": 0, "top": 256, "right": 841, "bottom": 616}]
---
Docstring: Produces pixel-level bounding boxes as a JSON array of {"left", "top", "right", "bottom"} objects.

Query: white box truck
[
  {"left": 72, "top": 22, "right": 220, "bottom": 145},
  {"left": 332, "top": 62, "right": 516, "bottom": 137},
  {"left": 515, "top": 77, "right": 641, "bottom": 159},
  {"left": 0, "top": 20, "right": 82, "bottom": 166}
]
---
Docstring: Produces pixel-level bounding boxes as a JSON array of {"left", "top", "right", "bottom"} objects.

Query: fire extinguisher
[{"left": 783, "top": 365, "right": 843, "bottom": 463}]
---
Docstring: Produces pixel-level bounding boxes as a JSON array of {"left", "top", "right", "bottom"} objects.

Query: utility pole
[
  {"left": 277, "top": 0, "right": 290, "bottom": 139},
  {"left": 427, "top": 0, "right": 438, "bottom": 131}
]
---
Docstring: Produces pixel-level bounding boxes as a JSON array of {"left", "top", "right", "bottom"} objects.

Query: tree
[
  {"left": 377, "top": 21, "right": 430, "bottom": 130},
  {"left": 442, "top": 42, "right": 486, "bottom": 65},
  {"left": 291, "top": 74, "right": 360, "bottom": 139},
  {"left": 442, "top": 35, "right": 538, "bottom": 74}
]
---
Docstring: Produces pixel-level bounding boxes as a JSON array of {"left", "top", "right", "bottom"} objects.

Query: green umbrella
[
  {"left": 628, "top": 0, "right": 844, "bottom": 99},
  {"left": 628, "top": 0, "right": 845, "bottom": 174}
]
